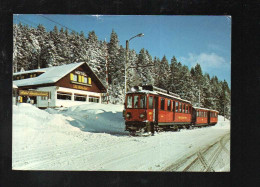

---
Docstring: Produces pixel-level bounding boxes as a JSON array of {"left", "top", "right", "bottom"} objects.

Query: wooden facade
[{"left": 55, "top": 63, "right": 106, "bottom": 93}]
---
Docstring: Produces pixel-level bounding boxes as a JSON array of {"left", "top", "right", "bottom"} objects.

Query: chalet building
[{"left": 13, "top": 62, "right": 107, "bottom": 108}]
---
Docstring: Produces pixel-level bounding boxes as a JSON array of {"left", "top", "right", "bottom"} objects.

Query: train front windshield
[{"left": 126, "top": 94, "right": 147, "bottom": 109}]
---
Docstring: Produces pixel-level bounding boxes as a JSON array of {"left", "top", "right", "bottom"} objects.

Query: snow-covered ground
[{"left": 12, "top": 103, "right": 230, "bottom": 171}]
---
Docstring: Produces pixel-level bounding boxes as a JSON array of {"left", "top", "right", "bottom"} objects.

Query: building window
[
  {"left": 89, "top": 96, "right": 99, "bottom": 103},
  {"left": 167, "top": 100, "right": 171, "bottom": 111},
  {"left": 160, "top": 98, "right": 165, "bottom": 110},
  {"left": 73, "top": 74, "right": 78, "bottom": 81},
  {"left": 57, "top": 93, "right": 72, "bottom": 100},
  {"left": 74, "top": 95, "right": 87, "bottom": 102},
  {"left": 41, "top": 96, "right": 47, "bottom": 100},
  {"left": 84, "top": 76, "right": 88, "bottom": 84}
]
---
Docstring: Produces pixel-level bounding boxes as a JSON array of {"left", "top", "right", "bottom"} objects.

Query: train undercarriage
[{"left": 125, "top": 121, "right": 217, "bottom": 136}]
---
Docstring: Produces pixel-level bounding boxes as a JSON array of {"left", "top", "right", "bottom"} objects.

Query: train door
[
  {"left": 147, "top": 95, "right": 154, "bottom": 122},
  {"left": 154, "top": 96, "right": 159, "bottom": 123},
  {"left": 172, "top": 100, "right": 175, "bottom": 121},
  {"left": 208, "top": 111, "right": 211, "bottom": 124}
]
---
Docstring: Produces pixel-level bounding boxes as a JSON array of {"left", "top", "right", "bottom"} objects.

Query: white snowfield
[{"left": 12, "top": 103, "right": 230, "bottom": 171}]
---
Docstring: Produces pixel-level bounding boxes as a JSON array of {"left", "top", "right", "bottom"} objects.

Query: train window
[
  {"left": 175, "top": 102, "right": 178, "bottom": 112},
  {"left": 134, "top": 95, "right": 139, "bottom": 108},
  {"left": 160, "top": 98, "right": 165, "bottom": 110},
  {"left": 127, "top": 95, "right": 133, "bottom": 108},
  {"left": 197, "top": 111, "right": 199, "bottom": 117},
  {"left": 183, "top": 104, "right": 185, "bottom": 113},
  {"left": 179, "top": 103, "right": 182, "bottom": 113},
  {"left": 148, "top": 96, "right": 153, "bottom": 109},
  {"left": 140, "top": 95, "right": 147, "bottom": 108},
  {"left": 186, "top": 105, "right": 188, "bottom": 113},
  {"left": 172, "top": 101, "right": 175, "bottom": 112},
  {"left": 167, "top": 100, "right": 171, "bottom": 111}
]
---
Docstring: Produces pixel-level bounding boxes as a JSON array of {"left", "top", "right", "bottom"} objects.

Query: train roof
[
  {"left": 193, "top": 106, "right": 219, "bottom": 113},
  {"left": 127, "top": 85, "right": 191, "bottom": 104}
]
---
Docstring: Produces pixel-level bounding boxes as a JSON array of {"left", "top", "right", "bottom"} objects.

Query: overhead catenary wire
[
  {"left": 14, "top": 17, "right": 53, "bottom": 31},
  {"left": 38, "top": 15, "right": 76, "bottom": 33}
]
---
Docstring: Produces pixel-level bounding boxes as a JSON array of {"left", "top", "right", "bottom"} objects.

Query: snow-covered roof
[
  {"left": 127, "top": 89, "right": 191, "bottom": 104},
  {"left": 127, "top": 89, "right": 158, "bottom": 95},
  {"left": 13, "top": 62, "right": 85, "bottom": 87},
  {"left": 193, "top": 106, "right": 219, "bottom": 113},
  {"left": 13, "top": 84, "right": 18, "bottom": 89},
  {"left": 13, "top": 69, "right": 46, "bottom": 76}
]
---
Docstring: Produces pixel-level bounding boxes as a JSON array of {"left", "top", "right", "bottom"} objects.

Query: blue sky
[{"left": 13, "top": 15, "right": 231, "bottom": 86}]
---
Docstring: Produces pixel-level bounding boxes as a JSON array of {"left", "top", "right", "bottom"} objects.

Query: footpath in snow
[{"left": 12, "top": 103, "right": 230, "bottom": 171}]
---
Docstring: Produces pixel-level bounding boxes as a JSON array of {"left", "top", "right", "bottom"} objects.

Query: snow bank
[
  {"left": 213, "top": 115, "right": 230, "bottom": 129},
  {"left": 46, "top": 103, "right": 126, "bottom": 134},
  {"left": 13, "top": 103, "right": 80, "bottom": 131}
]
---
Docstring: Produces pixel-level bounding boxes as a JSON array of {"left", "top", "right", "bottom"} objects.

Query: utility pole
[
  {"left": 198, "top": 85, "right": 201, "bottom": 107},
  {"left": 105, "top": 39, "right": 109, "bottom": 104},
  {"left": 125, "top": 33, "right": 144, "bottom": 94},
  {"left": 224, "top": 103, "right": 225, "bottom": 121}
]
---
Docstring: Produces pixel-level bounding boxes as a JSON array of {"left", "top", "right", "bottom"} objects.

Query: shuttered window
[{"left": 70, "top": 73, "right": 74, "bottom": 81}]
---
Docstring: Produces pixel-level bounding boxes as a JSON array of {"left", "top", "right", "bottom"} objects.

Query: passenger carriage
[{"left": 192, "top": 107, "right": 219, "bottom": 127}]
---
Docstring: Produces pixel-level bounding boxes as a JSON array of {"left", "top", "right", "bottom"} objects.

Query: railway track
[{"left": 163, "top": 133, "right": 230, "bottom": 172}]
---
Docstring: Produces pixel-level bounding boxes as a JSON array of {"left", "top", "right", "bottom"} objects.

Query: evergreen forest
[{"left": 13, "top": 24, "right": 231, "bottom": 118}]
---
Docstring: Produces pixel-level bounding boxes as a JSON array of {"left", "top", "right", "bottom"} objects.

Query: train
[{"left": 123, "top": 85, "right": 218, "bottom": 135}]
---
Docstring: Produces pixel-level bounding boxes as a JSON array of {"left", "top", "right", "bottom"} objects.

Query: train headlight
[
  {"left": 140, "top": 113, "right": 145, "bottom": 119},
  {"left": 126, "top": 113, "right": 131, "bottom": 119}
]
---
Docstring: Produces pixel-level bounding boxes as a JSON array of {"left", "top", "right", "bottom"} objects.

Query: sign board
[
  {"left": 72, "top": 84, "right": 89, "bottom": 91},
  {"left": 75, "top": 71, "right": 87, "bottom": 76},
  {"left": 19, "top": 90, "right": 49, "bottom": 97}
]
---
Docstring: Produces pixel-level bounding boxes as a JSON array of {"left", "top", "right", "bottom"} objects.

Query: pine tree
[{"left": 157, "top": 55, "right": 169, "bottom": 89}]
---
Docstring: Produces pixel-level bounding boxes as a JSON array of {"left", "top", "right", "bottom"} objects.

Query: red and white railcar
[{"left": 124, "top": 85, "right": 192, "bottom": 133}]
